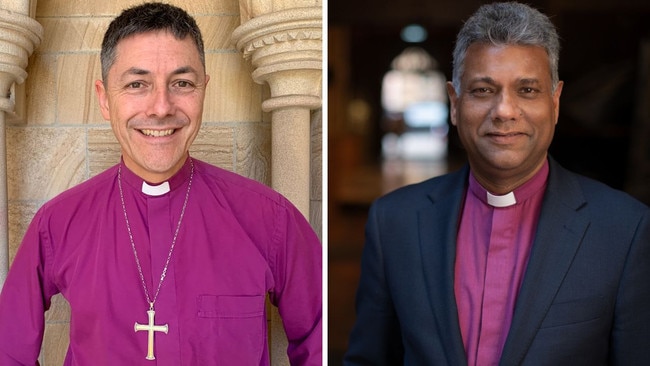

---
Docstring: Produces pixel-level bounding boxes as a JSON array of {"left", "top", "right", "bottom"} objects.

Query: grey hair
[
  {"left": 100, "top": 2, "right": 205, "bottom": 82},
  {"left": 451, "top": 2, "right": 560, "bottom": 93}
]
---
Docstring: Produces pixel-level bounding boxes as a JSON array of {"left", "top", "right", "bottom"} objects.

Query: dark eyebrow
[
  {"left": 468, "top": 76, "right": 497, "bottom": 86},
  {"left": 124, "top": 67, "right": 149, "bottom": 76},
  {"left": 467, "top": 77, "right": 542, "bottom": 87},
  {"left": 173, "top": 66, "right": 198, "bottom": 75},
  {"left": 518, "top": 78, "right": 541, "bottom": 86}
]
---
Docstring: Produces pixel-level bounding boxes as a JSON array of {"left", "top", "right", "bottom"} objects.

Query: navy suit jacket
[{"left": 344, "top": 158, "right": 650, "bottom": 365}]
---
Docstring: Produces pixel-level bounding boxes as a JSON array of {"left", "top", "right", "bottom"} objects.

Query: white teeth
[{"left": 141, "top": 129, "right": 174, "bottom": 137}]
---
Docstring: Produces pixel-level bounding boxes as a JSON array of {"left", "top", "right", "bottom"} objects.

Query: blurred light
[
  {"left": 401, "top": 24, "right": 428, "bottom": 43},
  {"left": 403, "top": 101, "right": 448, "bottom": 128}
]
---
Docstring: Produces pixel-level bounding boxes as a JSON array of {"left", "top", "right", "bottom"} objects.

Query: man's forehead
[
  {"left": 113, "top": 31, "right": 199, "bottom": 60},
  {"left": 108, "top": 34, "right": 202, "bottom": 79},
  {"left": 462, "top": 44, "right": 552, "bottom": 81}
]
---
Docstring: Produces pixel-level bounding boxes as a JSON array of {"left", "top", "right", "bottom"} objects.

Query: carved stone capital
[
  {"left": 232, "top": 7, "right": 322, "bottom": 112},
  {"left": 0, "top": 8, "right": 43, "bottom": 114}
]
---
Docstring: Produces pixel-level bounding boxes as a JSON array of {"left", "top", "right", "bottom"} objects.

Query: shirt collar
[
  {"left": 469, "top": 159, "right": 549, "bottom": 208},
  {"left": 119, "top": 156, "right": 193, "bottom": 197}
]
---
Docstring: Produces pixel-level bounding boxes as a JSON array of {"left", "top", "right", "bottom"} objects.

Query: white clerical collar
[
  {"left": 141, "top": 181, "right": 170, "bottom": 196},
  {"left": 486, "top": 191, "right": 517, "bottom": 207}
]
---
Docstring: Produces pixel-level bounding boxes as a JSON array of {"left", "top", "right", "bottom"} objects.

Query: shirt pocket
[{"left": 194, "top": 294, "right": 267, "bottom": 364}]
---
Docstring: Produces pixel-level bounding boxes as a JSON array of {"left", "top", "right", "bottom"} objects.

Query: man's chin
[{"left": 125, "top": 154, "right": 186, "bottom": 181}]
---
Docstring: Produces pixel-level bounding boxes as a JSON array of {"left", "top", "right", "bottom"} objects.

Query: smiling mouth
[
  {"left": 486, "top": 132, "right": 526, "bottom": 144},
  {"left": 140, "top": 129, "right": 175, "bottom": 137},
  {"left": 487, "top": 132, "right": 524, "bottom": 138}
]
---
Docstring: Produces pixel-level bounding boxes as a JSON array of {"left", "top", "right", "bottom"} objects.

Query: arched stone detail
[{"left": 232, "top": 6, "right": 322, "bottom": 218}]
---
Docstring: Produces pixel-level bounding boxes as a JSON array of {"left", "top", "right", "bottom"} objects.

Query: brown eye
[
  {"left": 170, "top": 80, "right": 197, "bottom": 94},
  {"left": 519, "top": 87, "right": 541, "bottom": 98},
  {"left": 470, "top": 87, "right": 492, "bottom": 96}
]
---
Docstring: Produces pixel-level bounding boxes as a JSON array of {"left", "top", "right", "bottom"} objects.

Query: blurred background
[{"left": 328, "top": 0, "right": 650, "bottom": 363}]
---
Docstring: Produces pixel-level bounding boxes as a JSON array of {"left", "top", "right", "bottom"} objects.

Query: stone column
[
  {"left": 0, "top": 1, "right": 42, "bottom": 286},
  {"left": 232, "top": 3, "right": 322, "bottom": 365},
  {"left": 232, "top": 5, "right": 322, "bottom": 218}
]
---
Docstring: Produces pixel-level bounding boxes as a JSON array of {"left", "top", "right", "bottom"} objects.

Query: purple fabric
[
  {"left": 0, "top": 157, "right": 322, "bottom": 365},
  {"left": 455, "top": 161, "right": 548, "bottom": 366}
]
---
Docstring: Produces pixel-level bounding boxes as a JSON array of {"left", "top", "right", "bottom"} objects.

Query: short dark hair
[{"left": 100, "top": 2, "right": 205, "bottom": 81}]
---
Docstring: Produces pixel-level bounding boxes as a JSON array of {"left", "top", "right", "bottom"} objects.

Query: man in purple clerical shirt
[
  {"left": 345, "top": 2, "right": 650, "bottom": 366},
  {"left": 0, "top": 3, "right": 322, "bottom": 365}
]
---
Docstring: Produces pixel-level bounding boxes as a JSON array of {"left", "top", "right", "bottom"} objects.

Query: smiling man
[
  {"left": 96, "top": 28, "right": 208, "bottom": 183},
  {"left": 0, "top": 3, "right": 322, "bottom": 365},
  {"left": 345, "top": 2, "right": 650, "bottom": 365}
]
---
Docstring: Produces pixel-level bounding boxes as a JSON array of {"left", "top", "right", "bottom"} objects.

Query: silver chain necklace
[{"left": 117, "top": 158, "right": 194, "bottom": 360}]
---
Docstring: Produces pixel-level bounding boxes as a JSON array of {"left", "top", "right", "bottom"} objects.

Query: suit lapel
[
  {"left": 418, "top": 167, "right": 469, "bottom": 365},
  {"left": 500, "top": 159, "right": 590, "bottom": 365}
]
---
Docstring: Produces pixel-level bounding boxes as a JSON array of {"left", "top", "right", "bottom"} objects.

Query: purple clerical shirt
[
  {"left": 454, "top": 161, "right": 548, "bottom": 366},
  {"left": 0, "top": 157, "right": 322, "bottom": 365}
]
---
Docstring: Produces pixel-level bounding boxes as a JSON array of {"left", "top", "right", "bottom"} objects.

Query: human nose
[
  {"left": 146, "top": 86, "right": 174, "bottom": 117},
  {"left": 492, "top": 90, "right": 519, "bottom": 121}
]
